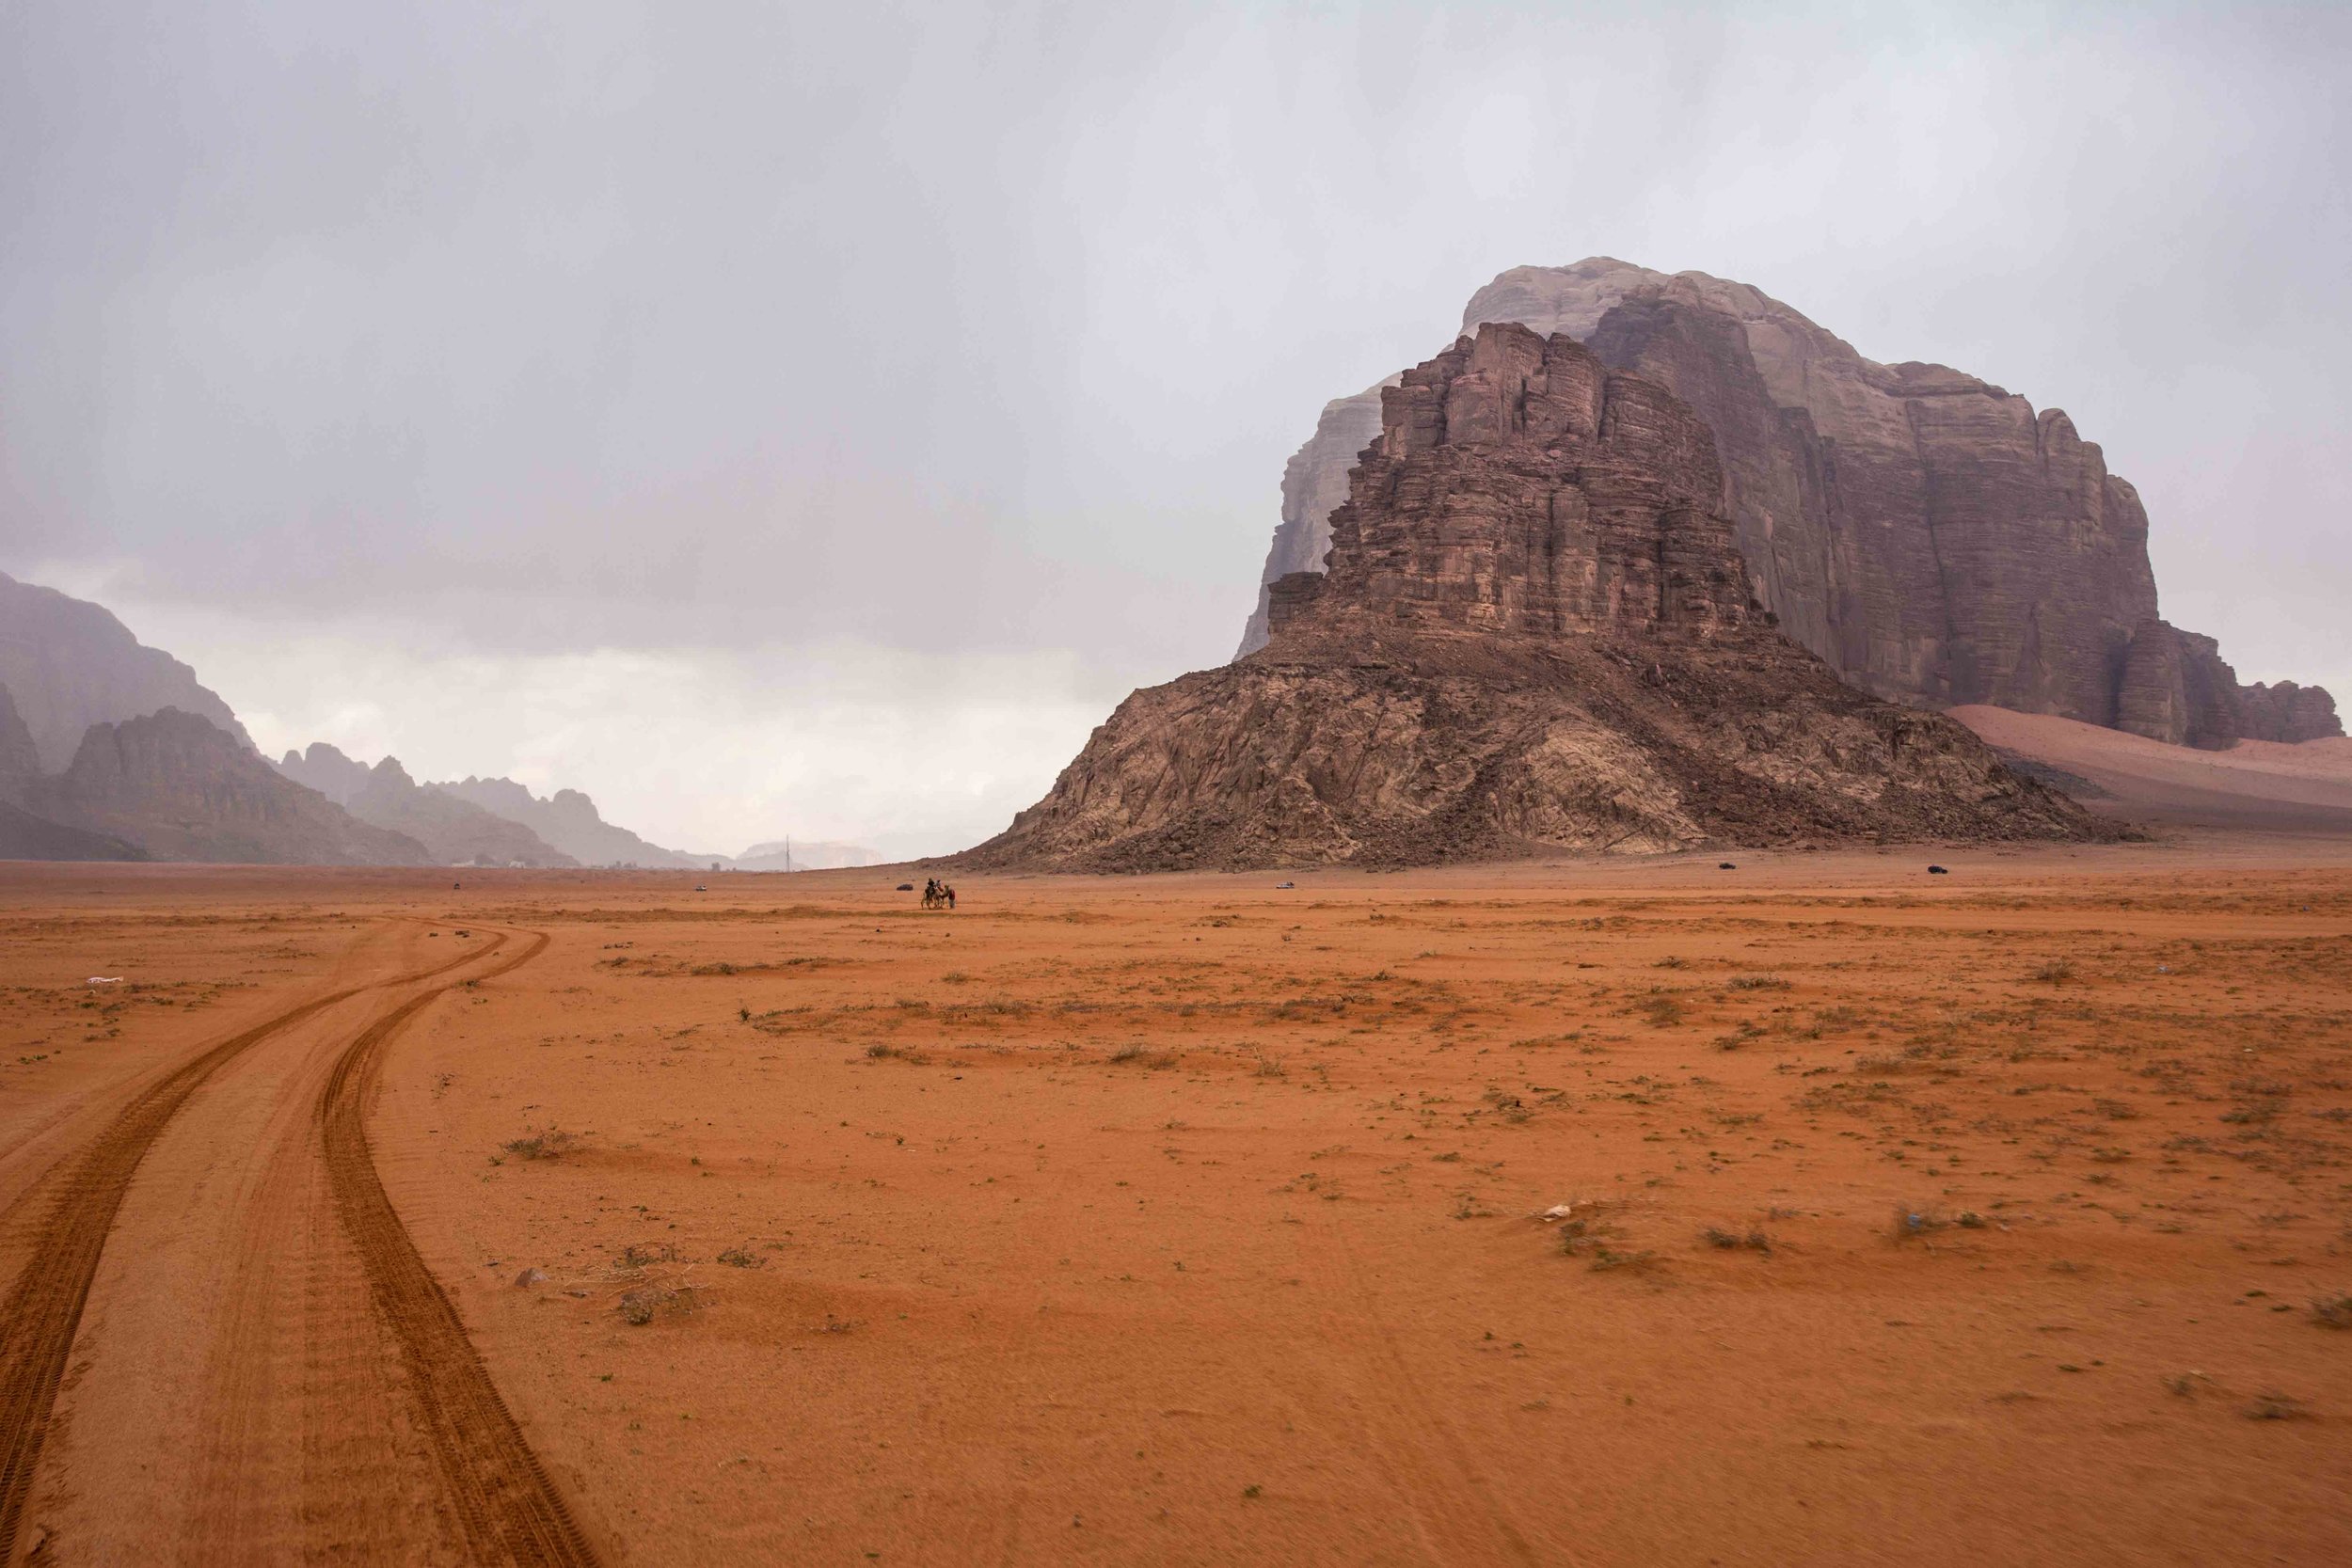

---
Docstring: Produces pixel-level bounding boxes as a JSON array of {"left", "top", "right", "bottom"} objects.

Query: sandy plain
[{"left": 2, "top": 827, "right": 2350, "bottom": 1565}]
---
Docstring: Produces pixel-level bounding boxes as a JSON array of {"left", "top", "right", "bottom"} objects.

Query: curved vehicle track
[
  {"left": 0, "top": 924, "right": 599, "bottom": 1565},
  {"left": 0, "top": 927, "right": 501, "bottom": 1561},
  {"left": 317, "top": 928, "right": 600, "bottom": 1567}
]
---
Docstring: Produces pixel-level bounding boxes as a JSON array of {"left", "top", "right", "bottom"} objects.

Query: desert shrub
[
  {"left": 501, "top": 1130, "right": 577, "bottom": 1161},
  {"left": 1637, "top": 993, "right": 1686, "bottom": 1027},
  {"left": 1701, "top": 1227, "right": 1772, "bottom": 1253},
  {"left": 617, "top": 1284, "right": 698, "bottom": 1325}
]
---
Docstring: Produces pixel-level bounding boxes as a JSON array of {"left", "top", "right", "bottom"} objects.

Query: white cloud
[{"left": 83, "top": 592, "right": 1109, "bottom": 860}]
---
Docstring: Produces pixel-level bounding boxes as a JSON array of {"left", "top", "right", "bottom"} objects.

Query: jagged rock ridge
[
  {"left": 1238, "top": 261, "right": 2337, "bottom": 749},
  {"left": 975, "top": 325, "right": 2095, "bottom": 870},
  {"left": 25, "top": 709, "right": 430, "bottom": 865},
  {"left": 432, "top": 776, "right": 711, "bottom": 868},
  {"left": 0, "top": 571, "right": 257, "bottom": 769},
  {"left": 274, "top": 744, "right": 575, "bottom": 866}
]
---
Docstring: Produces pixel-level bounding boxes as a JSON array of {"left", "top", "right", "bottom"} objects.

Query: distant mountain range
[
  {"left": 0, "top": 574, "right": 877, "bottom": 869},
  {"left": 429, "top": 775, "right": 720, "bottom": 868},
  {"left": 12, "top": 703, "right": 426, "bottom": 865},
  {"left": 275, "top": 744, "right": 576, "bottom": 866},
  {"left": 1, "top": 571, "right": 255, "bottom": 770},
  {"left": 0, "top": 573, "right": 899, "bottom": 868},
  {"left": 732, "top": 839, "right": 881, "bottom": 871}
]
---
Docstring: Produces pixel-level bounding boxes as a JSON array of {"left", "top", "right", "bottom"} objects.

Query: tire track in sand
[
  {"left": 0, "top": 926, "right": 495, "bottom": 1564},
  {"left": 317, "top": 928, "right": 601, "bottom": 1567},
  {"left": 1296, "top": 1216, "right": 1544, "bottom": 1566}
]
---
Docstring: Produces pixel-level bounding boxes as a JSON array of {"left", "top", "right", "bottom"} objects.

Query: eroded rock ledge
[{"left": 974, "top": 326, "right": 2098, "bottom": 871}]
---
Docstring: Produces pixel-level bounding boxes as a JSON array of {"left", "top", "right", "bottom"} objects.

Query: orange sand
[
  {"left": 1954, "top": 705, "right": 2352, "bottom": 833},
  {"left": 3, "top": 841, "right": 2350, "bottom": 1564}
]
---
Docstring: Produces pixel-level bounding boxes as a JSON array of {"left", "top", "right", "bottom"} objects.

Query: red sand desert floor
[{"left": 2, "top": 843, "right": 2348, "bottom": 1564}]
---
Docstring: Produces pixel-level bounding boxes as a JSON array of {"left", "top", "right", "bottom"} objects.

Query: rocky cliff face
[
  {"left": 1233, "top": 379, "right": 1393, "bottom": 657},
  {"left": 1240, "top": 261, "right": 2338, "bottom": 749},
  {"left": 0, "top": 681, "right": 149, "bottom": 860},
  {"left": 0, "top": 571, "right": 256, "bottom": 770},
  {"left": 29, "top": 709, "right": 430, "bottom": 865},
  {"left": 2112, "top": 620, "right": 2342, "bottom": 749},
  {"left": 974, "top": 325, "right": 2094, "bottom": 870},
  {"left": 0, "top": 685, "right": 41, "bottom": 800}
]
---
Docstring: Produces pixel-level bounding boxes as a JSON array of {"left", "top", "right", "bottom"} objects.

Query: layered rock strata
[
  {"left": 974, "top": 326, "right": 2095, "bottom": 870},
  {"left": 1238, "top": 261, "right": 2337, "bottom": 749}
]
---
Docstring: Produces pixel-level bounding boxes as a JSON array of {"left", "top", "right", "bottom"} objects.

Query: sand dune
[{"left": 1954, "top": 705, "right": 2352, "bottom": 832}]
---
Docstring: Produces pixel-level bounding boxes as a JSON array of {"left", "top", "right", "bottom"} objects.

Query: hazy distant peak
[
  {"left": 732, "top": 839, "right": 882, "bottom": 870},
  {"left": 431, "top": 774, "right": 706, "bottom": 868},
  {"left": 0, "top": 570, "right": 255, "bottom": 771},
  {"left": 273, "top": 740, "right": 373, "bottom": 806}
]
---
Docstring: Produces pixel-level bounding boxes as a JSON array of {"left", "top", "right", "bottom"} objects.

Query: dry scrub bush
[{"left": 501, "top": 1130, "right": 577, "bottom": 1162}]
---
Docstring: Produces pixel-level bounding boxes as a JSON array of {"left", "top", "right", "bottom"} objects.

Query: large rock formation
[
  {"left": 1239, "top": 261, "right": 2338, "bottom": 750},
  {"left": 275, "top": 745, "right": 576, "bottom": 866},
  {"left": 0, "top": 684, "right": 42, "bottom": 800},
  {"left": 26, "top": 709, "right": 430, "bottom": 865},
  {"left": 1233, "top": 378, "right": 1394, "bottom": 657},
  {"left": 974, "top": 325, "right": 2094, "bottom": 870},
  {"left": 0, "top": 682, "right": 148, "bottom": 860},
  {"left": 0, "top": 571, "right": 256, "bottom": 770},
  {"left": 275, "top": 744, "right": 576, "bottom": 865},
  {"left": 274, "top": 740, "right": 373, "bottom": 805},
  {"left": 431, "top": 776, "right": 708, "bottom": 868}
]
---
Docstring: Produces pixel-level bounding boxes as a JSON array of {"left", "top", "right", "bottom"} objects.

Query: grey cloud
[{"left": 5, "top": 1, "right": 2344, "bottom": 705}]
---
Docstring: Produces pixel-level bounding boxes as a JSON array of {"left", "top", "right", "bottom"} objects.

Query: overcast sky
[{"left": 5, "top": 1, "right": 2345, "bottom": 855}]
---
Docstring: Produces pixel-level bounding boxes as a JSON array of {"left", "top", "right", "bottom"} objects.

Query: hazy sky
[{"left": 5, "top": 2, "right": 2346, "bottom": 855}]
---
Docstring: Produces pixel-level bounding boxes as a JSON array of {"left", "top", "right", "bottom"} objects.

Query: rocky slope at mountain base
[
  {"left": 25, "top": 709, "right": 431, "bottom": 865},
  {"left": 0, "top": 797, "right": 149, "bottom": 861},
  {"left": 964, "top": 626, "right": 2096, "bottom": 872},
  {"left": 0, "top": 570, "right": 256, "bottom": 769},
  {"left": 974, "top": 324, "right": 2096, "bottom": 872},
  {"left": 1237, "top": 259, "right": 2338, "bottom": 750}
]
